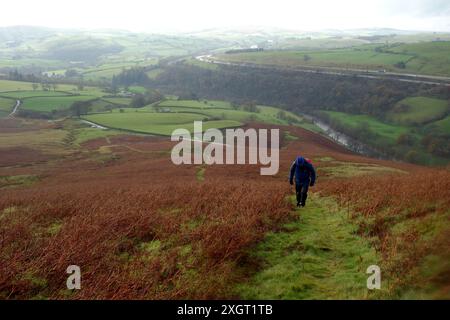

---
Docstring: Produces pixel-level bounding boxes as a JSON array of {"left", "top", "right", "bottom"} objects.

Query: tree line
[{"left": 146, "top": 63, "right": 449, "bottom": 164}]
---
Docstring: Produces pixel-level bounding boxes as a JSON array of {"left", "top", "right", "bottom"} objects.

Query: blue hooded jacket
[{"left": 289, "top": 156, "right": 316, "bottom": 185}]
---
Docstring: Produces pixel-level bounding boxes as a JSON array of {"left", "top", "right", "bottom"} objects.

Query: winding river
[{"left": 302, "top": 113, "right": 389, "bottom": 160}]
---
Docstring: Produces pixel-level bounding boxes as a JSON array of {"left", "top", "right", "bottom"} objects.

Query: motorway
[{"left": 195, "top": 55, "right": 450, "bottom": 87}]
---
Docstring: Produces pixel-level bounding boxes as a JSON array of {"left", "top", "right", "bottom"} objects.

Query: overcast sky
[{"left": 1, "top": 0, "right": 449, "bottom": 33}]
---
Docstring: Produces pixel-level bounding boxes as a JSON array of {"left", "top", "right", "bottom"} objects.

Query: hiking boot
[{"left": 301, "top": 193, "right": 308, "bottom": 207}]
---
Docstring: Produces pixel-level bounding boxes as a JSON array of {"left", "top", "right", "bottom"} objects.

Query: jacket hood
[{"left": 296, "top": 156, "right": 305, "bottom": 166}]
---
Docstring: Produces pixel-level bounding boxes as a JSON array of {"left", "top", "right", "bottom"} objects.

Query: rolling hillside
[
  {"left": 215, "top": 41, "right": 450, "bottom": 77},
  {"left": 0, "top": 115, "right": 448, "bottom": 299}
]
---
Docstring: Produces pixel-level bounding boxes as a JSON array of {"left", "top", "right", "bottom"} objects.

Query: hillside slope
[{"left": 0, "top": 118, "right": 448, "bottom": 299}]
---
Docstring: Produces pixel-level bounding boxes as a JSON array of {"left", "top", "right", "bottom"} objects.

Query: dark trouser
[{"left": 295, "top": 181, "right": 309, "bottom": 206}]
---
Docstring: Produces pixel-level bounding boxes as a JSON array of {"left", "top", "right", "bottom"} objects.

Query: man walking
[{"left": 289, "top": 156, "right": 316, "bottom": 207}]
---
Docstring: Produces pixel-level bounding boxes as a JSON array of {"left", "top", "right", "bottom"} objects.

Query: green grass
[
  {"left": 155, "top": 100, "right": 323, "bottom": 132},
  {"left": 158, "top": 99, "right": 233, "bottom": 109},
  {"left": 319, "top": 161, "right": 406, "bottom": 178},
  {"left": 81, "top": 60, "right": 158, "bottom": 81},
  {"left": 322, "top": 111, "right": 410, "bottom": 143},
  {"left": 387, "top": 97, "right": 449, "bottom": 125},
  {"left": 217, "top": 41, "right": 450, "bottom": 76},
  {"left": 0, "top": 80, "right": 75, "bottom": 92},
  {"left": 83, "top": 112, "right": 242, "bottom": 135},
  {"left": 258, "top": 106, "right": 319, "bottom": 130},
  {"left": 185, "top": 58, "right": 219, "bottom": 70},
  {"left": 128, "top": 86, "right": 147, "bottom": 94},
  {"left": 0, "top": 97, "right": 15, "bottom": 113},
  {"left": 82, "top": 67, "right": 126, "bottom": 81},
  {"left": 320, "top": 110, "right": 449, "bottom": 165},
  {"left": 76, "top": 87, "right": 107, "bottom": 98},
  {"left": 84, "top": 99, "right": 321, "bottom": 135},
  {"left": 22, "top": 96, "right": 96, "bottom": 112},
  {"left": 108, "top": 107, "right": 152, "bottom": 113},
  {"left": 196, "top": 166, "right": 206, "bottom": 182},
  {"left": 157, "top": 100, "right": 306, "bottom": 125},
  {"left": 236, "top": 194, "right": 384, "bottom": 299},
  {"left": 386, "top": 41, "right": 450, "bottom": 76},
  {"left": 0, "top": 80, "right": 39, "bottom": 92},
  {"left": 218, "top": 49, "right": 412, "bottom": 71},
  {"left": 0, "top": 90, "right": 72, "bottom": 99},
  {"left": 0, "top": 80, "right": 106, "bottom": 98},
  {"left": 284, "top": 131, "right": 299, "bottom": 141},
  {"left": 162, "top": 105, "right": 298, "bottom": 125},
  {"left": 73, "top": 127, "right": 122, "bottom": 145},
  {"left": 428, "top": 115, "right": 450, "bottom": 135},
  {"left": 0, "top": 175, "right": 40, "bottom": 189}
]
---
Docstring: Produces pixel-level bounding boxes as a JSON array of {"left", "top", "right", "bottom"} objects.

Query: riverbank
[{"left": 302, "top": 113, "right": 394, "bottom": 161}]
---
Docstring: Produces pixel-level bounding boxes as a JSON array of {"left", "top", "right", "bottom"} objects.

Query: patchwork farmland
[{"left": 0, "top": 24, "right": 449, "bottom": 302}]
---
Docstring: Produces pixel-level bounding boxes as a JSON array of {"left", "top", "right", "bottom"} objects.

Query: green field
[
  {"left": 84, "top": 112, "right": 242, "bottom": 135},
  {"left": 386, "top": 42, "right": 450, "bottom": 76},
  {"left": 0, "top": 97, "right": 15, "bottom": 116},
  {"left": 74, "top": 87, "right": 107, "bottom": 98},
  {"left": 218, "top": 49, "right": 412, "bottom": 70},
  {"left": 0, "top": 90, "right": 72, "bottom": 99},
  {"left": 320, "top": 109, "right": 449, "bottom": 165},
  {"left": 157, "top": 100, "right": 309, "bottom": 128},
  {"left": 0, "top": 80, "right": 106, "bottom": 97},
  {"left": 388, "top": 97, "right": 449, "bottom": 125},
  {"left": 185, "top": 57, "right": 220, "bottom": 70},
  {"left": 0, "top": 80, "right": 132, "bottom": 115},
  {"left": 81, "top": 60, "right": 158, "bottom": 81},
  {"left": 158, "top": 99, "right": 233, "bottom": 109},
  {"left": 426, "top": 115, "right": 450, "bottom": 135},
  {"left": 0, "top": 97, "right": 15, "bottom": 111},
  {"left": 128, "top": 86, "right": 147, "bottom": 94},
  {"left": 322, "top": 110, "right": 410, "bottom": 143},
  {"left": 82, "top": 66, "right": 135, "bottom": 80},
  {"left": 160, "top": 105, "right": 303, "bottom": 125},
  {"left": 0, "top": 80, "right": 111, "bottom": 114},
  {"left": 22, "top": 96, "right": 96, "bottom": 112},
  {"left": 84, "top": 101, "right": 319, "bottom": 135},
  {"left": 216, "top": 41, "right": 450, "bottom": 77},
  {"left": 0, "top": 80, "right": 39, "bottom": 92},
  {"left": 0, "top": 80, "right": 76, "bottom": 92},
  {"left": 82, "top": 99, "right": 319, "bottom": 136},
  {"left": 84, "top": 99, "right": 319, "bottom": 135}
]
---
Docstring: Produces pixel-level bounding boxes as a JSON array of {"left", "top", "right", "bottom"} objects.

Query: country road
[
  {"left": 195, "top": 55, "right": 450, "bottom": 87},
  {"left": 7, "top": 100, "right": 21, "bottom": 118},
  {"left": 80, "top": 119, "right": 107, "bottom": 129}
]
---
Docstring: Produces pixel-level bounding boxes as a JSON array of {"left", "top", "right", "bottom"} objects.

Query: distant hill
[{"left": 0, "top": 25, "right": 57, "bottom": 42}]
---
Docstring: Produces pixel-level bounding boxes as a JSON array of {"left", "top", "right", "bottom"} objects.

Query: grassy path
[{"left": 236, "top": 194, "right": 384, "bottom": 299}]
